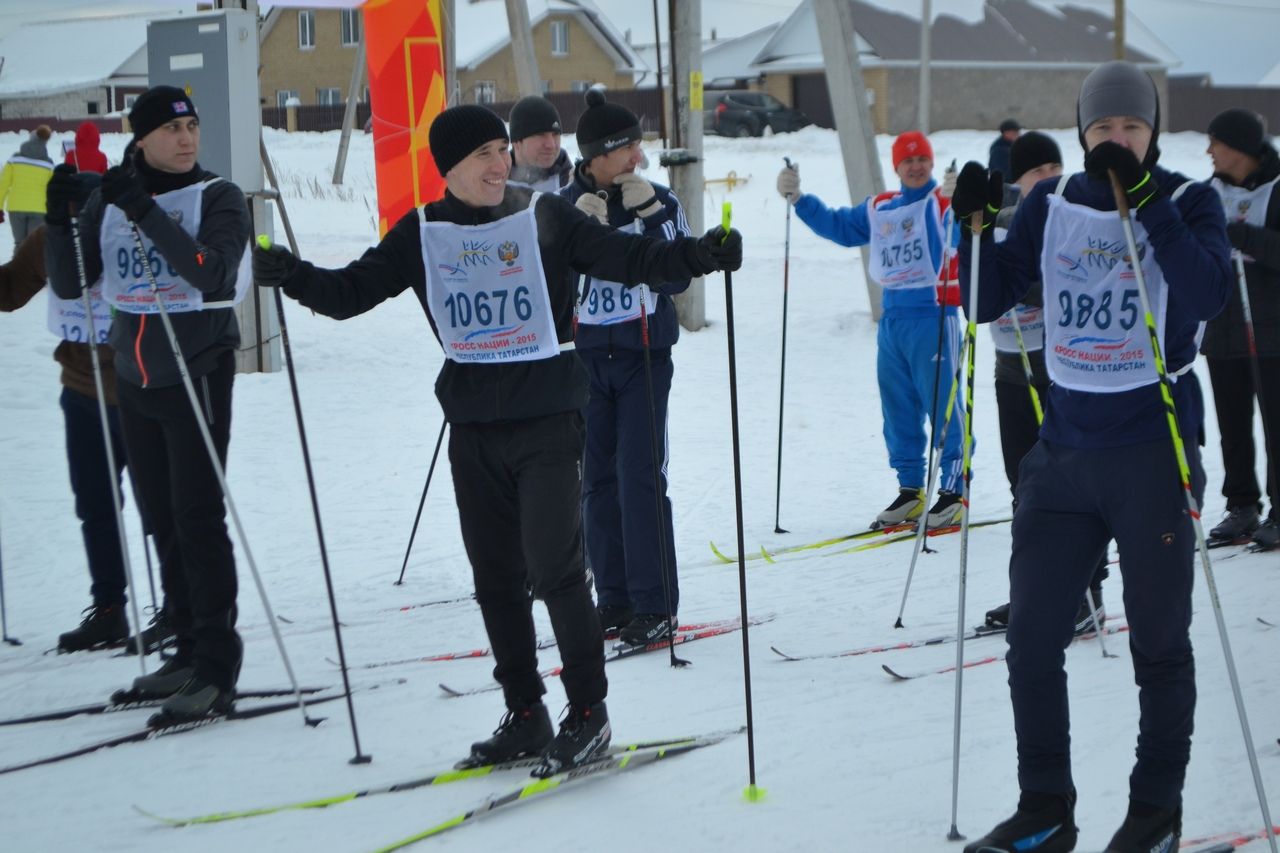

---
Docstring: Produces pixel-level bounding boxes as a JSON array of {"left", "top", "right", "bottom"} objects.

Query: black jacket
[
  {"left": 45, "top": 160, "right": 249, "bottom": 389},
  {"left": 561, "top": 164, "right": 691, "bottom": 353},
  {"left": 1201, "top": 145, "right": 1280, "bottom": 359},
  {"left": 277, "top": 185, "right": 713, "bottom": 424}
]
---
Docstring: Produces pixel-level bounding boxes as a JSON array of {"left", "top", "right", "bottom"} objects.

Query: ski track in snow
[{"left": 0, "top": 126, "right": 1276, "bottom": 852}]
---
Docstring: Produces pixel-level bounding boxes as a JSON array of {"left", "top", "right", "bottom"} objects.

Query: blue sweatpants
[
  {"left": 580, "top": 348, "right": 679, "bottom": 616},
  {"left": 1006, "top": 422, "right": 1204, "bottom": 808},
  {"left": 876, "top": 311, "right": 966, "bottom": 493}
]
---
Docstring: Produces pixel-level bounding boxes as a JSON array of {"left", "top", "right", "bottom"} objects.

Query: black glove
[
  {"left": 45, "top": 164, "right": 88, "bottom": 227},
  {"left": 1083, "top": 141, "right": 1161, "bottom": 211},
  {"left": 950, "top": 161, "right": 1003, "bottom": 233},
  {"left": 101, "top": 166, "right": 156, "bottom": 222},
  {"left": 694, "top": 226, "right": 743, "bottom": 273},
  {"left": 1226, "top": 222, "right": 1249, "bottom": 252},
  {"left": 253, "top": 244, "right": 299, "bottom": 288}
]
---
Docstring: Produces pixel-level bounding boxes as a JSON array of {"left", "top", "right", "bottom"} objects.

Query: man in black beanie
[
  {"left": 508, "top": 95, "right": 572, "bottom": 192},
  {"left": 562, "top": 86, "right": 689, "bottom": 647},
  {"left": 252, "top": 102, "right": 742, "bottom": 778},
  {"left": 44, "top": 84, "right": 251, "bottom": 725},
  {"left": 1203, "top": 107, "right": 1280, "bottom": 550}
]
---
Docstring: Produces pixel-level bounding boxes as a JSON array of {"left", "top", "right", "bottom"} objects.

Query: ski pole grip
[
  {"left": 721, "top": 202, "right": 732, "bottom": 242},
  {"left": 783, "top": 156, "right": 794, "bottom": 170},
  {"left": 256, "top": 234, "right": 273, "bottom": 250},
  {"left": 1107, "top": 170, "right": 1130, "bottom": 219},
  {"left": 968, "top": 211, "right": 984, "bottom": 234}
]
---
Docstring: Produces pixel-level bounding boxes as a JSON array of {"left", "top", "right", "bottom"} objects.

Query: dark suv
[{"left": 703, "top": 91, "right": 811, "bottom": 137}]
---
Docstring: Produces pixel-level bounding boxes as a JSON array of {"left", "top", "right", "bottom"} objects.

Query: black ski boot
[
  {"left": 531, "top": 701, "right": 611, "bottom": 778},
  {"left": 962, "top": 789, "right": 1078, "bottom": 853},
  {"left": 1102, "top": 801, "right": 1180, "bottom": 853},
  {"left": 147, "top": 676, "right": 234, "bottom": 727},
  {"left": 120, "top": 608, "right": 175, "bottom": 656},
  {"left": 618, "top": 613, "right": 676, "bottom": 647},
  {"left": 597, "top": 605, "right": 633, "bottom": 641},
  {"left": 981, "top": 602, "right": 1011, "bottom": 633},
  {"left": 1209, "top": 505, "right": 1259, "bottom": 541},
  {"left": 57, "top": 604, "right": 128, "bottom": 652},
  {"left": 454, "top": 701, "right": 553, "bottom": 770},
  {"left": 1252, "top": 517, "right": 1280, "bottom": 551},
  {"left": 111, "top": 654, "right": 195, "bottom": 704},
  {"left": 1073, "top": 589, "right": 1105, "bottom": 636}
]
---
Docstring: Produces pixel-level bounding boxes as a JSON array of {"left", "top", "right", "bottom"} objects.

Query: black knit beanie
[
  {"left": 1009, "top": 131, "right": 1062, "bottom": 182},
  {"left": 1208, "top": 108, "right": 1268, "bottom": 157},
  {"left": 509, "top": 95, "right": 562, "bottom": 142},
  {"left": 129, "top": 86, "right": 197, "bottom": 141},
  {"left": 575, "top": 87, "right": 641, "bottom": 161},
  {"left": 1076, "top": 61, "right": 1161, "bottom": 168},
  {"left": 428, "top": 105, "right": 509, "bottom": 176}
]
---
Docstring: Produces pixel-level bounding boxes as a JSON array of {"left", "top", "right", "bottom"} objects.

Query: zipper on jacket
[{"left": 134, "top": 314, "right": 150, "bottom": 388}]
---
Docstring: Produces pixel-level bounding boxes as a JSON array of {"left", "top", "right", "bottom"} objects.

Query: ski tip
[
  {"left": 759, "top": 546, "right": 776, "bottom": 564},
  {"left": 438, "top": 683, "right": 464, "bottom": 698},
  {"left": 881, "top": 664, "right": 910, "bottom": 681},
  {"left": 708, "top": 541, "right": 734, "bottom": 563},
  {"left": 769, "top": 646, "right": 797, "bottom": 661},
  {"left": 742, "top": 783, "right": 767, "bottom": 803}
]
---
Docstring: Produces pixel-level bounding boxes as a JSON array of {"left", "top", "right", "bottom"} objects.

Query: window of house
[
  {"left": 341, "top": 9, "right": 360, "bottom": 46},
  {"left": 475, "top": 81, "right": 496, "bottom": 104},
  {"left": 87, "top": 101, "right": 100, "bottom": 115},
  {"left": 123, "top": 94, "right": 138, "bottom": 110},
  {"left": 550, "top": 20, "right": 569, "bottom": 56},
  {"left": 317, "top": 87, "right": 342, "bottom": 106},
  {"left": 277, "top": 89, "right": 300, "bottom": 108},
  {"left": 570, "top": 80, "right": 593, "bottom": 93},
  {"left": 298, "top": 10, "right": 315, "bottom": 49}
]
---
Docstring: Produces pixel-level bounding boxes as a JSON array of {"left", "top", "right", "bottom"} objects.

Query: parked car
[{"left": 703, "top": 91, "right": 811, "bottom": 137}]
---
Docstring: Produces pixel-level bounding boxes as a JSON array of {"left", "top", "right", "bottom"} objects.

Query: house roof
[
  {"left": 454, "top": 0, "right": 643, "bottom": 74},
  {"left": 0, "top": 12, "right": 168, "bottom": 98}
]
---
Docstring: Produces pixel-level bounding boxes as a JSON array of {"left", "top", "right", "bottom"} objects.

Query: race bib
[
  {"left": 867, "top": 194, "right": 941, "bottom": 289},
  {"left": 578, "top": 220, "right": 657, "bottom": 325},
  {"left": 1212, "top": 175, "right": 1276, "bottom": 264},
  {"left": 47, "top": 284, "right": 111, "bottom": 344},
  {"left": 989, "top": 304, "right": 1044, "bottom": 354}
]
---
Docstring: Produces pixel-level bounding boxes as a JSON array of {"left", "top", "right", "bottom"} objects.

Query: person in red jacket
[{"left": 65, "top": 122, "right": 109, "bottom": 175}]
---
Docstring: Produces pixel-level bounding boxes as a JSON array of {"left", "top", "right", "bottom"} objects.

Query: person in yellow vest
[{"left": 0, "top": 125, "right": 55, "bottom": 243}]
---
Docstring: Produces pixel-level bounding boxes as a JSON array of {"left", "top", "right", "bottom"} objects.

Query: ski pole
[
  {"left": 130, "top": 224, "right": 318, "bottom": 730},
  {"left": 0, "top": 509, "right": 20, "bottom": 646},
  {"left": 773, "top": 157, "right": 795, "bottom": 535},
  {"left": 638, "top": 288, "right": 688, "bottom": 668},
  {"left": 719, "top": 203, "right": 763, "bottom": 802},
  {"left": 1233, "top": 251, "right": 1280, "bottom": 531},
  {"left": 1110, "top": 171, "right": 1276, "bottom": 853},
  {"left": 395, "top": 419, "right": 446, "bottom": 586},
  {"left": 947, "top": 210, "right": 984, "bottom": 842},
  {"left": 70, "top": 209, "right": 148, "bottom": 670}
]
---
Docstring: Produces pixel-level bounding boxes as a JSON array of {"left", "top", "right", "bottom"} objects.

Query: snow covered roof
[
  {"left": 0, "top": 13, "right": 168, "bottom": 99},
  {"left": 453, "top": 0, "right": 643, "bottom": 74},
  {"left": 1260, "top": 59, "right": 1280, "bottom": 88}
]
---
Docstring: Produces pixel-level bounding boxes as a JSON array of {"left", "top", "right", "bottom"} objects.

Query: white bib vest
[
  {"left": 100, "top": 179, "right": 251, "bottom": 314},
  {"left": 577, "top": 220, "right": 657, "bottom": 326},
  {"left": 867, "top": 193, "right": 942, "bottom": 289},
  {"left": 46, "top": 285, "right": 111, "bottom": 344},
  {"left": 1040, "top": 192, "right": 1167, "bottom": 393},
  {"left": 508, "top": 172, "right": 564, "bottom": 194},
  {"left": 420, "top": 194, "right": 563, "bottom": 364},
  {"left": 990, "top": 222, "right": 1044, "bottom": 353},
  {"left": 1211, "top": 174, "right": 1277, "bottom": 264}
]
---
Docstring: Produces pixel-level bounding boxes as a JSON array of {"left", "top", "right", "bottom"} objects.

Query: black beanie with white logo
[{"left": 575, "top": 87, "right": 641, "bottom": 162}]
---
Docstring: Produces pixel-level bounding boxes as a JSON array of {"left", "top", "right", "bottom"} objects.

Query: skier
[
  {"left": 251, "top": 104, "right": 742, "bottom": 776},
  {"left": 988, "top": 118, "right": 1022, "bottom": 183},
  {"left": 953, "top": 61, "right": 1230, "bottom": 853},
  {"left": 561, "top": 88, "right": 689, "bottom": 645},
  {"left": 507, "top": 95, "right": 573, "bottom": 192},
  {"left": 1202, "top": 107, "right": 1280, "bottom": 551},
  {"left": 978, "top": 131, "right": 1109, "bottom": 636},
  {"left": 777, "top": 130, "right": 966, "bottom": 530},
  {"left": 0, "top": 125, "right": 55, "bottom": 243},
  {"left": 45, "top": 86, "right": 253, "bottom": 724}
]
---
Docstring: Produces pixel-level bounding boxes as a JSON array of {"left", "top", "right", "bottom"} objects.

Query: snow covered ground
[{"left": 0, "top": 124, "right": 1276, "bottom": 852}]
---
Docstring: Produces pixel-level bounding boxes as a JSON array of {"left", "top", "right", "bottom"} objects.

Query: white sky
[{"left": 5, "top": 0, "right": 1280, "bottom": 85}]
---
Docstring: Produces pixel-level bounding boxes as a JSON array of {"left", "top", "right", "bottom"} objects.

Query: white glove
[
  {"left": 614, "top": 172, "right": 661, "bottom": 218},
  {"left": 575, "top": 191, "right": 608, "bottom": 225},
  {"left": 777, "top": 165, "right": 801, "bottom": 203},
  {"left": 939, "top": 164, "right": 958, "bottom": 199}
]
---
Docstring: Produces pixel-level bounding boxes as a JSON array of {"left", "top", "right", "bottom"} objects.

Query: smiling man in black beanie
[
  {"left": 1203, "top": 107, "right": 1280, "bottom": 551},
  {"left": 44, "top": 84, "right": 252, "bottom": 727},
  {"left": 252, "top": 102, "right": 742, "bottom": 778},
  {"left": 508, "top": 95, "right": 571, "bottom": 192}
]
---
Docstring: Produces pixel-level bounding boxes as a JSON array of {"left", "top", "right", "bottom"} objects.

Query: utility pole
[
  {"left": 1113, "top": 0, "right": 1125, "bottom": 60},
  {"left": 917, "top": 0, "right": 931, "bottom": 134},
  {"left": 504, "top": 0, "right": 541, "bottom": 97},
  {"left": 667, "top": 0, "right": 704, "bottom": 330},
  {"left": 814, "top": 0, "right": 884, "bottom": 320},
  {"left": 332, "top": 31, "right": 366, "bottom": 184},
  {"left": 444, "top": 0, "right": 458, "bottom": 104}
]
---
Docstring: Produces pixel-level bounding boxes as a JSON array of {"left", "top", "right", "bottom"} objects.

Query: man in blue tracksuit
[
  {"left": 562, "top": 88, "right": 690, "bottom": 646},
  {"left": 778, "top": 131, "right": 965, "bottom": 530},
  {"left": 955, "top": 62, "right": 1231, "bottom": 853}
]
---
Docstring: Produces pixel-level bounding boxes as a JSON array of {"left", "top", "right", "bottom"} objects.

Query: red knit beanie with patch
[{"left": 892, "top": 131, "right": 933, "bottom": 168}]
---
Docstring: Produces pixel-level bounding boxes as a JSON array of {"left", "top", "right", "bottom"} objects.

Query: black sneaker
[
  {"left": 531, "top": 701, "right": 611, "bottom": 778},
  {"left": 962, "top": 790, "right": 1078, "bottom": 853},
  {"left": 983, "top": 602, "right": 1010, "bottom": 631},
  {"left": 57, "top": 604, "right": 129, "bottom": 652},
  {"left": 1074, "top": 590, "right": 1105, "bottom": 636},
  {"left": 112, "top": 654, "right": 195, "bottom": 703},
  {"left": 120, "top": 608, "right": 175, "bottom": 656},
  {"left": 454, "top": 701, "right": 553, "bottom": 769},
  {"left": 597, "top": 605, "right": 634, "bottom": 640},
  {"left": 1209, "top": 505, "right": 1259, "bottom": 541},
  {"left": 873, "top": 487, "right": 924, "bottom": 529},
  {"left": 1252, "top": 518, "right": 1279, "bottom": 551},
  {"left": 618, "top": 613, "right": 676, "bottom": 647},
  {"left": 1103, "top": 801, "right": 1180, "bottom": 853},
  {"left": 148, "top": 676, "right": 234, "bottom": 727}
]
